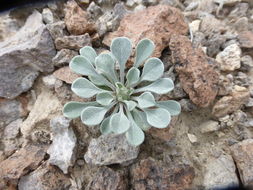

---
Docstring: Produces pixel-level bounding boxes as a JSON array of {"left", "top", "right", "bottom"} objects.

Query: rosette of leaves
[{"left": 63, "top": 37, "right": 181, "bottom": 146}]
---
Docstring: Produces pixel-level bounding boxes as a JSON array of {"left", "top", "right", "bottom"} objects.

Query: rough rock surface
[
  {"left": 46, "top": 21, "right": 66, "bottom": 40},
  {"left": 231, "top": 139, "right": 253, "bottom": 186},
  {"left": 0, "top": 99, "right": 22, "bottom": 128},
  {"left": 52, "top": 49, "right": 78, "bottom": 67},
  {"left": 0, "top": 11, "right": 56, "bottom": 99},
  {"left": 203, "top": 154, "right": 239, "bottom": 189},
  {"left": 3, "top": 119, "right": 22, "bottom": 139},
  {"left": 55, "top": 33, "right": 91, "bottom": 50},
  {"left": 169, "top": 34, "right": 219, "bottom": 107},
  {"left": 200, "top": 120, "right": 220, "bottom": 133},
  {"left": 18, "top": 163, "right": 71, "bottom": 190},
  {"left": 238, "top": 31, "right": 253, "bottom": 48},
  {"left": 0, "top": 145, "right": 46, "bottom": 188},
  {"left": 84, "top": 134, "right": 139, "bottom": 166},
  {"left": 103, "top": 5, "right": 188, "bottom": 58},
  {"left": 21, "top": 88, "right": 62, "bottom": 139},
  {"left": 130, "top": 157, "right": 195, "bottom": 190},
  {"left": 47, "top": 116, "right": 76, "bottom": 174},
  {"left": 212, "top": 86, "right": 250, "bottom": 117},
  {"left": 86, "top": 167, "right": 128, "bottom": 190},
  {"left": 53, "top": 66, "right": 80, "bottom": 84},
  {"left": 216, "top": 44, "right": 242, "bottom": 71},
  {"left": 64, "top": 0, "right": 96, "bottom": 35}
]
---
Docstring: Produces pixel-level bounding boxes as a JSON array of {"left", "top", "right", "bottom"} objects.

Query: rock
[
  {"left": 0, "top": 11, "right": 56, "bottom": 99},
  {"left": 0, "top": 145, "right": 46, "bottom": 187},
  {"left": 187, "top": 133, "right": 198, "bottom": 143},
  {"left": 55, "top": 33, "right": 91, "bottom": 50},
  {"left": 126, "top": 0, "right": 135, "bottom": 7},
  {"left": 179, "top": 99, "right": 197, "bottom": 112},
  {"left": 42, "top": 74, "right": 57, "bottom": 89},
  {"left": 47, "top": 116, "right": 76, "bottom": 174},
  {"left": 87, "top": 2, "right": 103, "bottom": 19},
  {"left": 3, "top": 119, "right": 22, "bottom": 139},
  {"left": 134, "top": 4, "right": 146, "bottom": 12},
  {"left": 64, "top": 0, "right": 96, "bottom": 35},
  {"left": 234, "top": 72, "right": 250, "bottom": 87},
  {"left": 42, "top": 8, "right": 54, "bottom": 24},
  {"left": 0, "top": 99, "right": 22, "bottom": 128},
  {"left": 84, "top": 134, "right": 139, "bottom": 166},
  {"left": 18, "top": 163, "right": 71, "bottom": 190},
  {"left": 200, "top": 120, "right": 220, "bottom": 133},
  {"left": 240, "top": 55, "right": 253, "bottom": 71},
  {"left": 52, "top": 49, "right": 77, "bottom": 67},
  {"left": 86, "top": 167, "right": 128, "bottom": 190},
  {"left": 216, "top": 44, "right": 241, "bottom": 71},
  {"left": 103, "top": 5, "right": 188, "bottom": 58},
  {"left": 170, "top": 35, "right": 219, "bottom": 107},
  {"left": 238, "top": 31, "right": 253, "bottom": 48},
  {"left": 228, "top": 2, "right": 249, "bottom": 18},
  {"left": 53, "top": 66, "right": 80, "bottom": 84},
  {"left": 212, "top": 86, "right": 250, "bottom": 118},
  {"left": 203, "top": 154, "right": 239, "bottom": 189},
  {"left": 46, "top": 21, "right": 66, "bottom": 40},
  {"left": 130, "top": 157, "right": 195, "bottom": 190},
  {"left": 218, "top": 74, "right": 233, "bottom": 96},
  {"left": 233, "top": 17, "right": 248, "bottom": 32},
  {"left": 21, "top": 88, "right": 62, "bottom": 139},
  {"left": 189, "top": 20, "right": 201, "bottom": 33},
  {"left": 167, "top": 82, "right": 187, "bottom": 99},
  {"left": 231, "top": 139, "right": 253, "bottom": 186}
]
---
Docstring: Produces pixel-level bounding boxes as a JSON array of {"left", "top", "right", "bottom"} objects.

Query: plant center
[{"left": 115, "top": 82, "right": 132, "bottom": 102}]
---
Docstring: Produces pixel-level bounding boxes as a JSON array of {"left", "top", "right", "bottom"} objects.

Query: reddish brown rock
[
  {"left": 64, "top": 0, "right": 96, "bottom": 35},
  {"left": 18, "top": 163, "right": 71, "bottom": 190},
  {"left": 238, "top": 31, "right": 253, "bottom": 48},
  {"left": 231, "top": 139, "right": 253, "bottom": 186},
  {"left": 86, "top": 167, "right": 128, "bottom": 190},
  {"left": 0, "top": 145, "right": 46, "bottom": 188},
  {"left": 103, "top": 5, "right": 188, "bottom": 58},
  {"left": 169, "top": 35, "right": 219, "bottom": 107},
  {"left": 130, "top": 157, "right": 195, "bottom": 190},
  {"left": 212, "top": 85, "right": 250, "bottom": 118},
  {"left": 53, "top": 66, "right": 80, "bottom": 84}
]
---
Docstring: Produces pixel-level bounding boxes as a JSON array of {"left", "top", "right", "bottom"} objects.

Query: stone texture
[
  {"left": 53, "top": 66, "right": 80, "bottom": 84},
  {"left": 52, "top": 49, "right": 78, "bottom": 67},
  {"left": 0, "top": 11, "right": 56, "bottom": 99},
  {"left": 3, "top": 119, "right": 22, "bottom": 139},
  {"left": 46, "top": 21, "right": 66, "bottom": 40},
  {"left": 55, "top": 33, "right": 91, "bottom": 50},
  {"left": 103, "top": 5, "right": 188, "bottom": 58},
  {"left": 0, "top": 145, "right": 46, "bottom": 187},
  {"left": 231, "top": 139, "right": 253, "bottom": 186},
  {"left": 0, "top": 99, "right": 22, "bottom": 128},
  {"left": 47, "top": 116, "right": 76, "bottom": 174},
  {"left": 84, "top": 134, "right": 139, "bottom": 166},
  {"left": 203, "top": 154, "right": 239, "bottom": 189},
  {"left": 212, "top": 86, "right": 250, "bottom": 118},
  {"left": 238, "top": 31, "right": 253, "bottom": 48},
  {"left": 86, "top": 167, "right": 128, "bottom": 190},
  {"left": 42, "top": 74, "right": 57, "bottom": 89},
  {"left": 130, "top": 157, "right": 195, "bottom": 190},
  {"left": 64, "top": 0, "right": 96, "bottom": 35},
  {"left": 216, "top": 44, "right": 241, "bottom": 71},
  {"left": 169, "top": 34, "right": 219, "bottom": 107},
  {"left": 42, "top": 8, "right": 54, "bottom": 24},
  {"left": 200, "top": 120, "right": 220, "bottom": 133},
  {"left": 18, "top": 163, "right": 71, "bottom": 190},
  {"left": 21, "top": 88, "right": 62, "bottom": 139}
]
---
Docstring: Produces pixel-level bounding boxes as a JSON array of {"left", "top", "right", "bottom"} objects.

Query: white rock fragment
[
  {"left": 200, "top": 120, "right": 220, "bottom": 133},
  {"left": 4, "top": 119, "right": 22, "bottom": 139},
  {"left": 216, "top": 44, "right": 241, "bottom": 71},
  {"left": 203, "top": 154, "right": 239, "bottom": 189},
  {"left": 42, "top": 8, "right": 54, "bottom": 24},
  {"left": 189, "top": 20, "right": 201, "bottom": 33},
  {"left": 47, "top": 116, "right": 76, "bottom": 174},
  {"left": 187, "top": 133, "right": 198, "bottom": 143},
  {"left": 42, "top": 75, "right": 57, "bottom": 89},
  {"left": 134, "top": 4, "right": 146, "bottom": 12}
]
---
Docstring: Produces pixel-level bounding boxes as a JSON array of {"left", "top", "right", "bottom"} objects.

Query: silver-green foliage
[{"left": 63, "top": 37, "right": 181, "bottom": 146}]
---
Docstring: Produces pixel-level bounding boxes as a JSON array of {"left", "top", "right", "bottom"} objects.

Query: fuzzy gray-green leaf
[
  {"left": 144, "top": 108, "right": 171, "bottom": 128},
  {"left": 63, "top": 101, "right": 98, "bottom": 119},
  {"left": 96, "top": 92, "right": 114, "bottom": 106},
  {"left": 81, "top": 106, "right": 108, "bottom": 126},
  {"left": 134, "top": 39, "right": 155, "bottom": 68},
  {"left": 140, "top": 58, "right": 164, "bottom": 82},
  {"left": 79, "top": 46, "right": 97, "bottom": 65},
  {"left": 123, "top": 100, "right": 137, "bottom": 111},
  {"left": 134, "top": 92, "right": 156, "bottom": 109},
  {"left": 132, "top": 109, "right": 151, "bottom": 131},
  {"left": 134, "top": 78, "right": 174, "bottom": 94},
  {"left": 157, "top": 100, "right": 181, "bottom": 116},
  {"left": 100, "top": 116, "right": 112, "bottom": 135},
  {"left": 71, "top": 78, "right": 104, "bottom": 98},
  {"left": 111, "top": 37, "right": 132, "bottom": 83},
  {"left": 110, "top": 107, "right": 130, "bottom": 134},
  {"left": 70, "top": 55, "right": 97, "bottom": 76},
  {"left": 125, "top": 120, "right": 145, "bottom": 146},
  {"left": 126, "top": 67, "right": 140, "bottom": 87}
]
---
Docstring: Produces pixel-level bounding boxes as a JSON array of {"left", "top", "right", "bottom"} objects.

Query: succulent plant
[{"left": 63, "top": 37, "right": 181, "bottom": 146}]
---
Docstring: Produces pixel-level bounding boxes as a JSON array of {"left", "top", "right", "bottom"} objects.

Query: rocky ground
[{"left": 1, "top": 0, "right": 253, "bottom": 189}]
